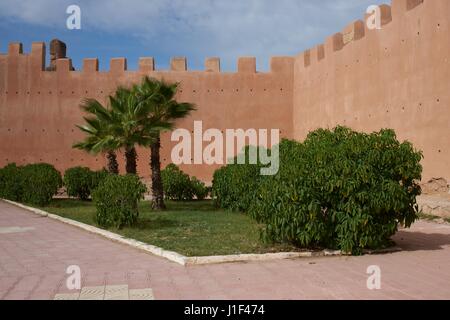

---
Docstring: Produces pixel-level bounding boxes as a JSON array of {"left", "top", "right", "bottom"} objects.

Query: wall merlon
[
  {"left": 364, "top": 4, "right": 392, "bottom": 32},
  {"left": 171, "top": 57, "right": 187, "bottom": 71},
  {"left": 83, "top": 58, "right": 99, "bottom": 73},
  {"left": 309, "top": 47, "right": 319, "bottom": 65},
  {"left": 56, "top": 58, "right": 73, "bottom": 73},
  {"left": 139, "top": 57, "right": 155, "bottom": 73},
  {"left": 205, "top": 57, "right": 220, "bottom": 72},
  {"left": 270, "top": 56, "right": 294, "bottom": 73},
  {"left": 317, "top": 45, "right": 325, "bottom": 61},
  {"left": 110, "top": 58, "right": 127, "bottom": 73},
  {"left": 343, "top": 20, "right": 365, "bottom": 45},
  {"left": 298, "top": 51, "right": 310, "bottom": 69},
  {"left": 325, "top": 33, "right": 344, "bottom": 56},
  {"left": 238, "top": 57, "right": 256, "bottom": 73},
  {"left": 31, "top": 42, "right": 46, "bottom": 71},
  {"left": 391, "top": 0, "right": 424, "bottom": 16},
  {"left": 8, "top": 42, "right": 23, "bottom": 55}
]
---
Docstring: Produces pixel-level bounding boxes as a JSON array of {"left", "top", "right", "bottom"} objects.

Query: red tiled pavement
[{"left": 1, "top": 200, "right": 450, "bottom": 300}]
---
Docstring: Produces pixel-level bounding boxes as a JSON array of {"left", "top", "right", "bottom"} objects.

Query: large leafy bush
[
  {"left": 212, "top": 146, "right": 266, "bottom": 212},
  {"left": 214, "top": 127, "right": 423, "bottom": 254},
  {"left": 92, "top": 174, "right": 147, "bottom": 228},
  {"left": 0, "top": 163, "right": 24, "bottom": 201},
  {"left": 20, "top": 163, "right": 62, "bottom": 206},
  {"left": 64, "top": 167, "right": 109, "bottom": 200}
]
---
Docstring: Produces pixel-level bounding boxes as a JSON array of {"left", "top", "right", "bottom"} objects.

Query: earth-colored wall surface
[
  {"left": 0, "top": 48, "right": 294, "bottom": 182},
  {"left": 293, "top": 0, "right": 449, "bottom": 182},
  {"left": 0, "top": 0, "right": 449, "bottom": 183}
]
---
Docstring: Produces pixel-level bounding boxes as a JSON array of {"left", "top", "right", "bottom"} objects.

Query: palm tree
[
  {"left": 74, "top": 88, "right": 168, "bottom": 175},
  {"left": 73, "top": 99, "right": 119, "bottom": 174},
  {"left": 133, "top": 77, "right": 196, "bottom": 210}
]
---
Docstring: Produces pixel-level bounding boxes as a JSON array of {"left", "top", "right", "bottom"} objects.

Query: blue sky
[{"left": 0, "top": 0, "right": 387, "bottom": 71}]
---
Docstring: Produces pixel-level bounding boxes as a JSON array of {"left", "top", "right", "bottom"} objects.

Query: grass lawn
[{"left": 36, "top": 199, "right": 297, "bottom": 257}]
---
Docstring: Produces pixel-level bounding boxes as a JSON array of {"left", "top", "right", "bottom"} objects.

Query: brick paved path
[{"left": 1, "top": 200, "right": 450, "bottom": 300}]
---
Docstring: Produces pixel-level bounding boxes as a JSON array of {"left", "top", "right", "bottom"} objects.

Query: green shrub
[
  {"left": 212, "top": 146, "right": 266, "bottom": 212},
  {"left": 161, "top": 164, "right": 194, "bottom": 201},
  {"left": 92, "top": 174, "right": 147, "bottom": 229},
  {"left": 248, "top": 127, "right": 423, "bottom": 254},
  {"left": 92, "top": 169, "right": 110, "bottom": 190},
  {"left": 190, "top": 177, "right": 210, "bottom": 200},
  {"left": 21, "top": 163, "right": 62, "bottom": 206},
  {"left": 64, "top": 167, "right": 94, "bottom": 200},
  {"left": 0, "top": 163, "right": 24, "bottom": 201},
  {"left": 64, "top": 167, "right": 109, "bottom": 200}
]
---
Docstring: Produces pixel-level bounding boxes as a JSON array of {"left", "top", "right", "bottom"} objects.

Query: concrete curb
[{"left": 2, "top": 199, "right": 402, "bottom": 266}]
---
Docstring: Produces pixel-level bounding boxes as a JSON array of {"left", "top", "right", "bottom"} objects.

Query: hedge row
[
  {"left": 212, "top": 127, "right": 423, "bottom": 254},
  {"left": 0, "top": 163, "right": 62, "bottom": 206},
  {"left": 0, "top": 162, "right": 148, "bottom": 229}
]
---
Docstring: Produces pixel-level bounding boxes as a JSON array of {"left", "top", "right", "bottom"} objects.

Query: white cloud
[{"left": 0, "top": 0, "right": 387, "bottom": 70}]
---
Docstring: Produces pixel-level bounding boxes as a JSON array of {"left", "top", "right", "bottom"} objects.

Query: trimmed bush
[
  {"left": 64, "top": 167, "right": 109, "bottom": 200},
  {"left": 161, "top": 164, "right": 194, "bottom": 201},
  {"left": 92, "top": 174, "right": 147, "bottom": 229},
  {"left": 161, "top": 164, "right": 211, "bottom": 201},
  {"left": 21, "top": 163, "right": 62, "bottom": 206},
  {"left": 212, "top": 146, "right": 266, "bottom": 212},
  {"left": 190, "top": 177, "right": 210, "bottom": 200},
  {"left": 0, "top": 163, "right": 24, "bottom": 201},
  {"left": 64, "top": 167, "right": 93, "bottom": 200}
]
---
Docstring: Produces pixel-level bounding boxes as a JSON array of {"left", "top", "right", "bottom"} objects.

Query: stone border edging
[{"left": 1, "top": 199, "right": 402, "bottom": 266}]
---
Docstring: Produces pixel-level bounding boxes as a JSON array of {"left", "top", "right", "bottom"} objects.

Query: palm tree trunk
[
  {"left": 106, "top": 150, "right": 119, "bottom": 174},
  {"left": 150, "top": 134, "right": 166, "bottom": 210},
  {"left": 125, "top": 146, "right": 137, "bottom": 175}
]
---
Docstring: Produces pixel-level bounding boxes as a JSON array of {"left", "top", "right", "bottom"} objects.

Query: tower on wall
[{"left": 45, "top": 39, "right": 75, "bottom": 71}]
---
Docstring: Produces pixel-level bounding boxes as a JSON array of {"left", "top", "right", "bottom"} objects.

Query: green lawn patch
[{"left": 36, "top": 199, "right": 297, "bottom": 257}]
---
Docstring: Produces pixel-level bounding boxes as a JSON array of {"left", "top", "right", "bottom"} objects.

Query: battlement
[
  {"left": 297, "top": 0, "right": 426, "bottom": 68},
  {"left": 0, "top": 43, "right": 294, "bottom": 75}
]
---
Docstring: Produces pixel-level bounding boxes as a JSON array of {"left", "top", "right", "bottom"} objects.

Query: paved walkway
[{"left": 1, "top": 200, "right": 450, "bottom": 300}]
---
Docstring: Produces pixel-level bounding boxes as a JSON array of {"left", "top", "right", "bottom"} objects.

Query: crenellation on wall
[
  {"left": 316, "top": 45, "right": 325, "bottom": 61},
  {"left": 171, "top": 57, "right": 187, "bottom": 71},
  {"left": 237, "top": 57, "right": 256, "bottom": 73},
  {"left": 8, "top": 42, "right": 23, "bottom": 55},
  {"left": 205, "top": 57, "right": 220, "bottom": 72},
  {"left": 378, "top": 4, "right": 393, "bottom": 27},
  {"left": 110, "top": 58, "right": 127, "bottom": 73},
  {"left": 324, "top": 33, "right": 344, "bottom": 57},
  {"left": 56, "top": 59, "right": 73, "bottom": 73},
  {"left": 270, "top": 57, "right": 294, "bottom": 73},
  {"left": 139, "top": 57, "right": 155, "bottom": 73},
  {"left": 300, "top": 50, "right": 310, "bottom": 68},
  {"left": 31, "top": 42, "right": 46, "bottom": 71},
  {"left": 83, "top": 58, "right": 99, "bottom": 73},
  {"left": 391, "top": 0, "right": 423, "bottom": 16},
  {"left": 343, "top": 20, "right": 365, "bottom": 44}
]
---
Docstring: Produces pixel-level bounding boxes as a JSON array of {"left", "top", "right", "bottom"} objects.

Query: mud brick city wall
[
  {"left": 293, "top": 0, "right": 449, "bottom": 182},
  {"left": 0, "top": 0, "right": 449, "bottom": 182}
]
